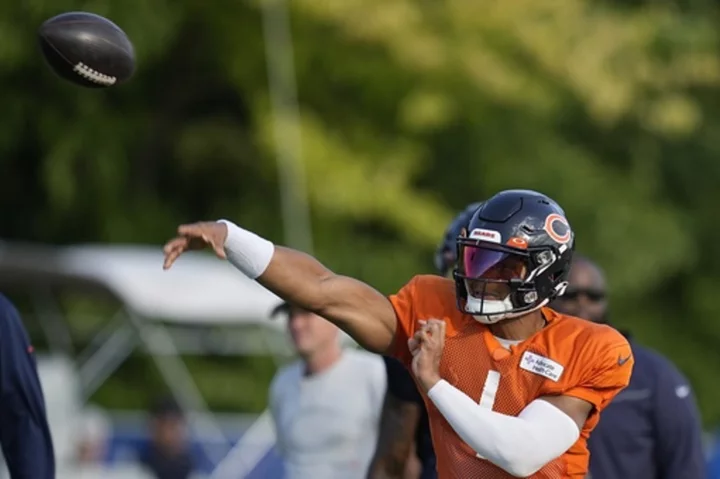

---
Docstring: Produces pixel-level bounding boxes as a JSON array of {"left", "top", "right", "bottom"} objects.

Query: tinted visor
[{"left": 462, "top": 245, "right": 528, "bottom": 281}]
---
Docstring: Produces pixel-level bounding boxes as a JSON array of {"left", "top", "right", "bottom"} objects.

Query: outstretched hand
[{"left": 163, "top": 221, "right": 228, "bottom": 270}]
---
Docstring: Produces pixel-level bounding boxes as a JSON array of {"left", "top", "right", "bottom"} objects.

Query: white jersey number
[{"left": 476, "top": 370, "right": 501, "bottom": 460}]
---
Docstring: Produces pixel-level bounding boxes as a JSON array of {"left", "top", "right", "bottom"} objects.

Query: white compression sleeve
[
  {"left": 217, "top": 220, "right": 275, "bottom": 279},
  {"left": 427, "top": 380, "right": 580, "bottom": 477}
]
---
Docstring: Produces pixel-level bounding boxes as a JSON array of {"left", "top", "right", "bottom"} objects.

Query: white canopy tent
[
  {"left": 0, "top": 240, "right": 290, "bottom": 467},
  {"left": 57, "top": 244, "right": 286, "bottom": 326}
]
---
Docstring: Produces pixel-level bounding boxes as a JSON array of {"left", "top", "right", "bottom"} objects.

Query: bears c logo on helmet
[{"left": 543, "top": 213, "right": 571, "bottom": 244}]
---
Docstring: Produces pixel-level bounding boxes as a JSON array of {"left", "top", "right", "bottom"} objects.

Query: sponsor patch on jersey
[
  {"left": 519, "top": 351, "right": 564, "bottom": 382},
  {"left": 469, "top": 228, "right": 501, "bottom": 244}
]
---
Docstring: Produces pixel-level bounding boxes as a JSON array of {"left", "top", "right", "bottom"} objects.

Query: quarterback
[{"left": 163, "top": 189, "right": 633, "bottom": 478}]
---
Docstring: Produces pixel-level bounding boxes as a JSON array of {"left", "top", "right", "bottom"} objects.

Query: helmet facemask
[{"left": 454, "top": 238, "right": 569, "bottom": 324}]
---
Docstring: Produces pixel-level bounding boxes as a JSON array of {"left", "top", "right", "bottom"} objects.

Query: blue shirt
[
  {"left": 0, "top": 294, "right": 55, "bottom": 478},
  {"left": 382, "top": 356, "right": 436, "bottom": 479},
  {"left": 588, "top": 340, "right": 706, "bottom": 479}
]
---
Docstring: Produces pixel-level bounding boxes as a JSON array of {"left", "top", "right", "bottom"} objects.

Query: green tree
[{"left": 2, "top": 0, "right": 720, "bottom": 424}]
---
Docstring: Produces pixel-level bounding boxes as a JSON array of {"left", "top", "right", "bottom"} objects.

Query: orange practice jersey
[{"left": 388, "top": 275, "right": 633, "bottom": 479}]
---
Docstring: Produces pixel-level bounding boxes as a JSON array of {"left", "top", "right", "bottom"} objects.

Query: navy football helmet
[{"left": 454, "top": 190, "right": 574, "bottom": 324}]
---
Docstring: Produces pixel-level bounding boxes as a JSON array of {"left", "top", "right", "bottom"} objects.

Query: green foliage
[{"left": 2, "top": 0, "right": 720, "bottom": 425}]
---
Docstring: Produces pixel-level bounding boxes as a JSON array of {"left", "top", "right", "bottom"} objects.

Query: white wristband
[{"left": 216, "top": 220, "right": 275, "bottom": 279}]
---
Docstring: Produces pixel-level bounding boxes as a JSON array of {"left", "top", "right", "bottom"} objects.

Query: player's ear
[{"left": 460, "top": 227, "right": 467, "bottom": 238}]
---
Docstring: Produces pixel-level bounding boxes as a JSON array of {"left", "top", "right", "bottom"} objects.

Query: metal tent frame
[{"left": 0, "top": 240, "right": 289, "bottom": 467}]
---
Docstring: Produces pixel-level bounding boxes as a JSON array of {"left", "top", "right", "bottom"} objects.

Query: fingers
[
  {"left": 177, "top": 222, "right": 227, "bottom": 259},
  {"left": 163, "top": 236, "right": 190, "bottom": 255},
  {"left": 162, "top": 237, "right": 188, "bottom": 270},
  {"left": 177, "top": 223, "right": 208, "bottom": 237},
  {"left": 426, "top": 319, "right": 446, "bottom": 338},
  {"left": 409, "top": 327, "right": 430, "bottom": 355},
  {"left": 410, "top": 319, "right": 446, "bottom": 351},
  {"left": 163, "top": 223, "right": 228, "bottom": 270},
  {"left": 410, "top": 328, "right": 431, "bottom": 350},
  {"left": 409, "top": 324, "right": 425, "bottom": 351},
  {"left": 408, "top": 336, "right": 419, "bottom": 354},
  {"left": 418, "top": 319, "right": 445, "bottom": 338}
]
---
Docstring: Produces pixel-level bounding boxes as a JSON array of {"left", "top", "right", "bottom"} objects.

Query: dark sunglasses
[{"left": 561, "top": 289, "right": 606, "bottom": 302}]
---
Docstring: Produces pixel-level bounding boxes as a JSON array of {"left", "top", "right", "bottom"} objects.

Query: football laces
[{"left": 72, "top": 62, "right": 116, "bottom": 86}]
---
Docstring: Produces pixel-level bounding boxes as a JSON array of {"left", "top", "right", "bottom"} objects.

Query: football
[{"left": 38, "top": 12, "right": 135, "bottom": 88}]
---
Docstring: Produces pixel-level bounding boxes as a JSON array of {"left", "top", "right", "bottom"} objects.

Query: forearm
[
  {"left": 367, "top": 457, "right": 408, "bottom": 479},
  {"left": 221, "top": 220, "right": 396, "bottom": 353},
  {"left": 427, "top": 380, "right": 579, "bottom": 477},
  {"left": 367, "top": 397, "right": 419, "bottom": 478},
  {"left": 258, "top": 246, "right": 334, "bottom": 311}
]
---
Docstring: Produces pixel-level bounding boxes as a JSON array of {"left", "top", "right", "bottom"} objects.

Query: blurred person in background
[
  {"left": 551, "top": 255, "right": 706, "bottom": 479},
  {"left": 138, "top": 396, "right": 195, "bottom": 479},
  {"left": 368, "top": 202, "right": 482, "bottom": 479},
  {"left": 71, "top": 405, "right": 154, "bottom": 479},
  {"left": 269, "top": 302, "right": 387, "bottom": 479},
  {"left": 0, "top": 293, "right": 55, "bottom": 478},
  {"left": 76, "top": 404, "right": 111, "bottom": 465}
]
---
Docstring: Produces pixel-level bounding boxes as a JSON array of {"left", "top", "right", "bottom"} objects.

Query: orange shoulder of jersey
[
  {"left": 387, "top": 274, "right": 463, "bottom": 365},
  {"left": 538, "top": 309, "right": 634, "bottom": 415}
]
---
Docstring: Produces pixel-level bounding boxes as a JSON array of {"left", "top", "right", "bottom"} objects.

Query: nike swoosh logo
[{"left": 618, "top": 355, "right": 632, "bottom": 366}]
